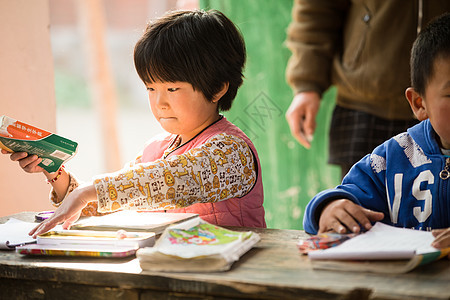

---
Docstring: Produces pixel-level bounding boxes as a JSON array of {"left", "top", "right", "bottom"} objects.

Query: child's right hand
[
  {"left": 29, "top": 183, "right": 96, "bottom": 238},
  {"left": 318, "top": 199, "right": 384, "bottom": 234},
  {"left": 1, "top": 150, "right": 44, "bottom": 173}
]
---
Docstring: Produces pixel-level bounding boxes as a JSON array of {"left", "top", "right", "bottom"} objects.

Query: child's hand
[
  {"left": 318, "top": 199, "right": 384, "bottom": 234},
  {"left": 431, "top": 228, "right": 450, "bottom": 258},
  {"left": 29, "top": 183, "right": 97, "bottom": 238},
  {"left": 2, "top": 150, "right": 44, "bottom": 173}
]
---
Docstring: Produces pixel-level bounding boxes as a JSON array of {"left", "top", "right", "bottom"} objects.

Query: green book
[{"left": 0, "top": 115, "right": 78, "bottom": 173}]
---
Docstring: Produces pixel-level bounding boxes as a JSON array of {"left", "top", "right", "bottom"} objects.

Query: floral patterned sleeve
[
  {"left": 93, "top": 133, "right": 257, "bottom": 213},
  {"left": 49, "top": 173, "right": 106, "bottom": 216}
]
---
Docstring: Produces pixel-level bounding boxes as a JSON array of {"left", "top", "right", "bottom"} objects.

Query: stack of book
[
  {"left": 3, "top": 211, "right": 199, "bottom": 258},
  {"left": 137, "top": 217, "right": 261, "bottom": 272}
]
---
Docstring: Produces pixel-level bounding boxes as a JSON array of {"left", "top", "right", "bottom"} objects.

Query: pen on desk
[{"left": 35, "top": 211, "right": 55, "bottom": 222}]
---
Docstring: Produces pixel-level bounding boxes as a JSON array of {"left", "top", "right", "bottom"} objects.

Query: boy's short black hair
[
  {"left": 410, "top": 13, "right": 450, "bottom": 95},
  {"left": 134, "top": 9, "right": 246, "bottom": 111}
]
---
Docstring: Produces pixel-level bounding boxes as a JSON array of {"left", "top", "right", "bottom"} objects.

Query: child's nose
[{"left": 154, "top": 93, "right": 168, "bottom": 109}]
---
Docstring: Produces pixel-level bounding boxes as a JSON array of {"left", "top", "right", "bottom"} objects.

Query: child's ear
[
  {"left": 211, "top": 82, "right": 229, "bottom": 103},
  {"left": 405, "top": 87, "right": 428, "bottom": 121}
]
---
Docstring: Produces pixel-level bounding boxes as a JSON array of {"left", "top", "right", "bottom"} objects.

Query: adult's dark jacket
[{"left": 286, "top": 0, "right": 450, "bottom": 120}]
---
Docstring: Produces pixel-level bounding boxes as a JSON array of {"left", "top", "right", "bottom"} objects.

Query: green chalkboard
[{"left": 201, "top": 0, "right": 340, "bottom": 229}]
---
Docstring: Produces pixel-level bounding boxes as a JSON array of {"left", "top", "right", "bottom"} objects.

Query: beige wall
[{"left": 0, "top": 0, "right": 55, "bottom": 216}]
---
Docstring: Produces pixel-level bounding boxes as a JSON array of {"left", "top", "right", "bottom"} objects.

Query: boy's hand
[
  {"left": 432, "top": 228, "right": 450, "bottom": 258},
  {"left": 318, "top": 199, "right": 384, "bottom": 234},
  {"left": 2, "top": 150, "right": 44, "bottom": 173}
]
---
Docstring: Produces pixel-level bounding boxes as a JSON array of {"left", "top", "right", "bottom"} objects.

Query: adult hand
[
  {"left": 318, "top": 199, "right": 384, "bottom": 234},
  {"left": 431, "top": 228, "right": 450, "bottom": 258},
  {"left": 285, "top": 91, "right": 320, "bottom": 149},
  {"left": 29, "top": 183, "right": 97, "bottom": 238},
  {"left": 2, "top": 150, "right": 44, "bottom": 173}
]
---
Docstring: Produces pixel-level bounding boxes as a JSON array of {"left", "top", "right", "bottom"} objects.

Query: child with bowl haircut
[
  {"left": 3, "top": 10, "right": 266, "bottom": 236},
  {"left": 303, "top": 13, "right": 450, "bottom": 251}
]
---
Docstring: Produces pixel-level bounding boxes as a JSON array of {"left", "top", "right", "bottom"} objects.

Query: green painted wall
[{"left": 201, "top": 0, "right": 340, "bottom": 229}]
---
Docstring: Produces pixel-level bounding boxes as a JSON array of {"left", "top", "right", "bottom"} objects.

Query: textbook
[
  {"left": 137, "top": 217, "right": 261, "bottom": 272},
  {"left": 16, "top": 230, "right": 155, "bottom": 258},
  {"left": 0, "top": 115, "right": 78, "bottom": 173},
  {"left": 72, "top": 210, "right": 198, "bottom": 234},
  {"left": 0, "top": 218, "right": 154, "bottom": 257},
  {"left": 306, "top": 222, "right": 450, "bottom": 273}
]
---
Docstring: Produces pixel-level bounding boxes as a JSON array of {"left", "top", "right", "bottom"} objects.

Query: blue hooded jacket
[{"left": 304, "top": 119, "right": 450, "bottom": 234}]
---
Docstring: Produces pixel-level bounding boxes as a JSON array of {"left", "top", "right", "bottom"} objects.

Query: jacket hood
[{"left": 406, "top": 119, "right": 440, "bottom": 155}]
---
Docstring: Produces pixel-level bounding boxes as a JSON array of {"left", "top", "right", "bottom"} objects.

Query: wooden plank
[
  {"left": 1, "top": 212, "right": 449, "bottom": 300},
  {"left": 0, "top": 278, "right": 139, "bottom": 300}
]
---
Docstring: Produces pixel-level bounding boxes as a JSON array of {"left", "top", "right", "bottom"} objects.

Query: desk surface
[{"left": 1, "top": 212, "right": 449, "bottom": 300}]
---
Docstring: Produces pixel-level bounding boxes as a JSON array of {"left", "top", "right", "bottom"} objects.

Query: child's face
[
  {"left": 422, "top": 56, "right": 450, "bottom": 149},
  {"left": 146, "top": 81, "right": 220, "bottom": 143}
]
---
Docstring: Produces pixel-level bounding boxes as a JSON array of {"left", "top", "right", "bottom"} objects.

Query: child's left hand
[{"left": 431, "top": 228, "right": 450, "bottom": 258}]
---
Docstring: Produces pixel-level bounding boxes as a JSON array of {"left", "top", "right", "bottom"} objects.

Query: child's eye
[
  {"left": 146, "top": 87, "right": 154, "bottom": 91},
  {"left": 168, "top": 88, "right": 179, "bottom": 92}
]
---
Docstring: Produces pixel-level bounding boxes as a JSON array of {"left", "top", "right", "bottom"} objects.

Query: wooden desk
[{"left": 1, "top": 212, "right": 449, "bottom": 300}]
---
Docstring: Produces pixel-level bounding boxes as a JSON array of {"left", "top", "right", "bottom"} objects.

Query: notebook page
[
  {"left": 308, "top": 222, "right": 438, "bottom": 260},
  {"left": 0, "top": 218, "right": 37, "bottom": 249}
]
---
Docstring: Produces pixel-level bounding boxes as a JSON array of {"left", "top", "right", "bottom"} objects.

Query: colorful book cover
[
  {"left": 297, "top": 232, "right": 356, "bottom": 254},
  {"left": 16, "top": 244, "right": 138, "bottom": 258},
  {"left": 137, "top": 217, "right": 261, "bottom": 272},
  {"left": 0, "top": 115, "right": 78, "bottom": 173}
]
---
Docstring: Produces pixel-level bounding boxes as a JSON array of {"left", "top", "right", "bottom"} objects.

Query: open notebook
[
  {"left": 306, "top": 222, "right": 450, "bottom": 273},
  {"left": 0, "top": 218, "right": 38, "bottom": 249}
]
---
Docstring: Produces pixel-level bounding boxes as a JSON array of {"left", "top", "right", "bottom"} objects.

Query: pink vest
[{"left": 141, "top": 117, "right": 266, "bottom": 228}]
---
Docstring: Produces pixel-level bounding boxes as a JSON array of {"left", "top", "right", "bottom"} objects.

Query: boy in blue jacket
[{"left": 303, "top": 13, "right": 450, "bottom": 251}]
